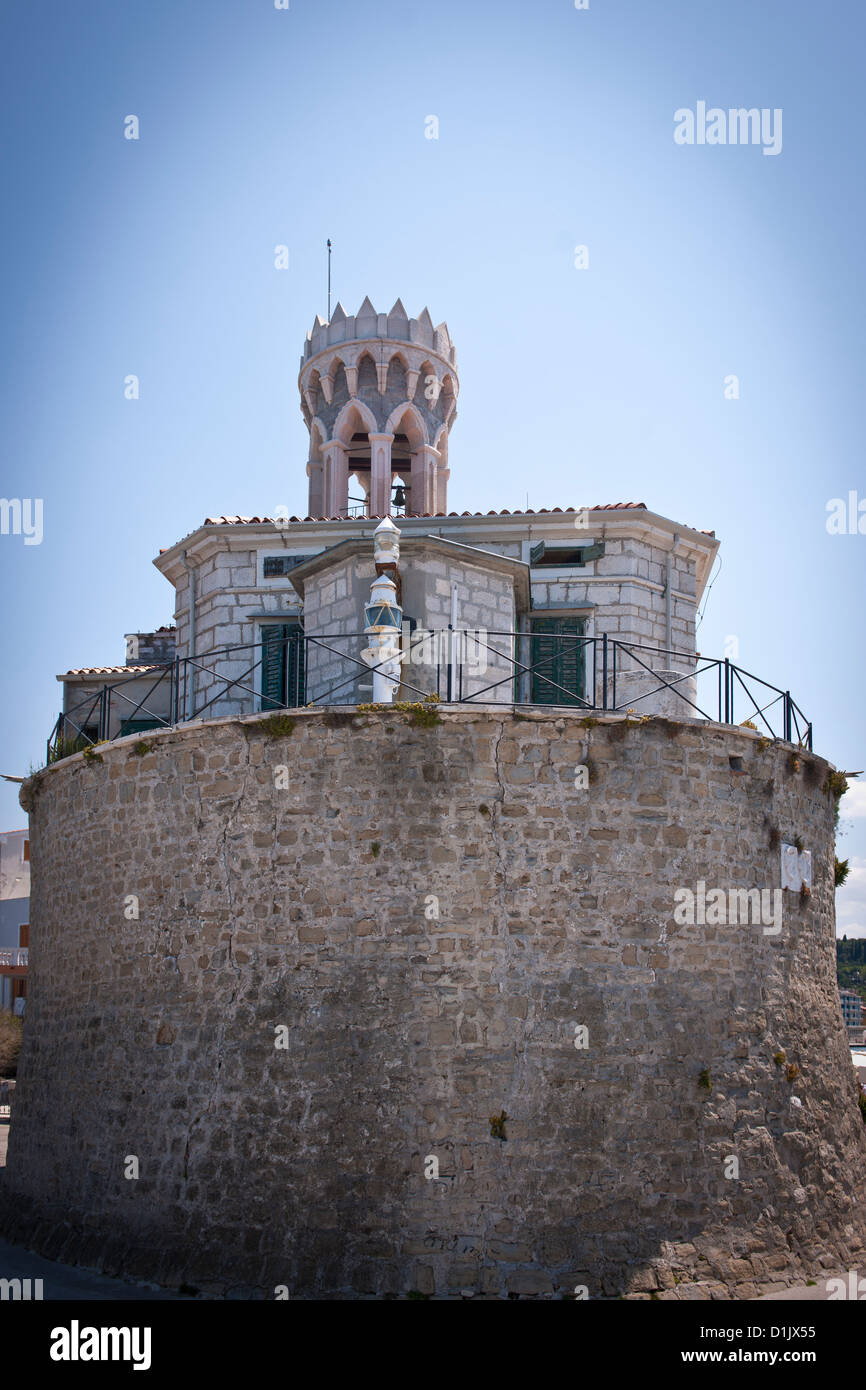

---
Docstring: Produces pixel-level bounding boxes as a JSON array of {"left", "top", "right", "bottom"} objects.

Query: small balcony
[{"left": 0, "top": 949, "right": 28, "bottom": 976}]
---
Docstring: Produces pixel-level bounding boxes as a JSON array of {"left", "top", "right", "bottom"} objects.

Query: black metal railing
[{"left": 46, "top": 631, "right": 812, "bottom": 763}]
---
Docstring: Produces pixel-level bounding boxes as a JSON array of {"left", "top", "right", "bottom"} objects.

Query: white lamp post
[{"left": 361, "top": 518, "right": 404, "bottom": 702}]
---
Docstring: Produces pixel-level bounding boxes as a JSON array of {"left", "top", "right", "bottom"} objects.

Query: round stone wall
[{"left": 3, "top": 708, "right": 865, "bottom": 1299}]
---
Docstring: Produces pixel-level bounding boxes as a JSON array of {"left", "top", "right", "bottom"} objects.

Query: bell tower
[{"left": 298, "top": 297, "right": 459, "bottom": 518}]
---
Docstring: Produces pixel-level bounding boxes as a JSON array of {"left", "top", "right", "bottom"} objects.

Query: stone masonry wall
[{"left": 4, "top": 711, "right": 864, "bottom": 1299}]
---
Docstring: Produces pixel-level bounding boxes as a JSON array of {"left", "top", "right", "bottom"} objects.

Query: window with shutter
[
  {"left": 261, "top": 622, "right": 305, "bottom": 710},
  {"left": 529, "top": 542, "right": 604, "bottom": 567},
  {"left": 527, "top": 617, "right": 586, "bottom": 705},
  {"left": 119, "top": 718, "right": 164, "bottom": 737},
  {"left": 263, "top": 555, "right": 308, "bottom": 578}
]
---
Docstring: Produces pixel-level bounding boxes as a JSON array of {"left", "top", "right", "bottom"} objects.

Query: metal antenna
[{"left": 327, "top": 239, "right": 332, "bottom": 320}]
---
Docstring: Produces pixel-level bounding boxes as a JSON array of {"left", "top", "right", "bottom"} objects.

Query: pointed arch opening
[{"left": 346, "top": 471, "right": 370, "bottom": 519}]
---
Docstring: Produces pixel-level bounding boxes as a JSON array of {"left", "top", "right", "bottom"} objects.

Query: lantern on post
[{"left": 361, "top": 518, "right": 404, "bottom": 702}]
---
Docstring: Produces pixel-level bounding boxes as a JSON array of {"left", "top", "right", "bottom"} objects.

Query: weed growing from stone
[
  {"left": 489, "top": 1110, "right": 507, "bottom": 1141},
  {"left": 359, "top": 697, "right": 441, "bottom": 728},
  {"left": 262, "top": 714, "right": 296, "bottom": 739}
]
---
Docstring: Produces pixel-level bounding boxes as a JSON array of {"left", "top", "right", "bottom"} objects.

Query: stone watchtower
[
  {"left": 8, "top": 293, "right": 866, "bottom": 1303},
  {"left": 299, "top": 298, "right": 459, "bottom": 519}
]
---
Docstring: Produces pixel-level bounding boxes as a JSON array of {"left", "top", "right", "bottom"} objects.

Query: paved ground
[{"left": 759, "top": 1279, "right": 850, "bottom": 1301}]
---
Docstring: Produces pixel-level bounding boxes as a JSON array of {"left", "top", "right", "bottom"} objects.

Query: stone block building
[{"left": 71, "top": 298, "right": 712, "bottom": 728}]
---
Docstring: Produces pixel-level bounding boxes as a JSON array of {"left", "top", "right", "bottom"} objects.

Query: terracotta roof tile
[
  {"left": 200, "top": 504, "right": 648, "bottom": 526},
  {"left": 60, "top": 665, "right": 162, "bottom": 678},
  {"left": 159, "top": 503, "right": 723, "bottom": 551}
]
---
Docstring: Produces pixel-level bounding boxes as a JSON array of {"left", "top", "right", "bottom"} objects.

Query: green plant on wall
[
  {"left": 489, "top": 1110, "right": 507, "bottom": 1141},
  {"left": 262, "top": 714, "right": 296, "bottom": 739}
]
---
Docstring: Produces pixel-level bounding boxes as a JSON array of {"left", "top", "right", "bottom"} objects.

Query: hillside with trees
[{"left": 837, "top": 937, "right": 866, "bottom": 1003}]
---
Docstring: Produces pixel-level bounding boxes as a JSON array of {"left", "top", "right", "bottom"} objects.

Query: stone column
[
  {"left": 409, "top": 445, "right": 440, "bottom": 516},
  {"left": 368, "top": 433, "right": 394, "bottom": 517},
  {"left": 321, "top": 440, "right": 348, "bottom": 517},
  {"left": 433, "top": 458, "right": 450, "bottom": 515},
  {"left": 306, "top": 459, "right": 324, "bottom": 517}
]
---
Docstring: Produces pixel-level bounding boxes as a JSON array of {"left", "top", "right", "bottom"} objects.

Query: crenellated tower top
[{"left": 298, "top": 297, "right": 460, "bottom": 519}]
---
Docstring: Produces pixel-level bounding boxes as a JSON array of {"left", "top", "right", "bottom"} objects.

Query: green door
[
  {"left": 528, "top": 617, "right": 586, "bottom": 705},
  {"left": 261, "top": 623, "right": 305, "bottom": 710}
]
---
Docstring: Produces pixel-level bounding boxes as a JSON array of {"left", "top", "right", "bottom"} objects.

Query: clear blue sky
[{"left": 1, "top": 0, "right": 864, "bottom": 929}]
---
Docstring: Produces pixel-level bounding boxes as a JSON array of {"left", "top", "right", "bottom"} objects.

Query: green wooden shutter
[
  {"left": 119, "top": 717, "right": 164, "bottom": 737},
  {"left": 285, "top": 623, "right": 305, "bottom": 707},
  {"left": 579, "top": 542, "right": 605, "bottom": 562},
  {"left": 529, "top": 617, "right": 586, "bottom": 705},
  {"left": 261, "top": 625, "right": 287, "bottom": 711},
  {"left": 261, "top": 623, "right": 305, "bottom": 711}
]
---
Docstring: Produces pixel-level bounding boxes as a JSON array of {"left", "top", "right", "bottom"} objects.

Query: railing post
[
  {"left": 783, "top": 691, "right": 792, "bottom": 743},
  {"left": 601, "top": 633, "right": 608, "bottom": 711},
  {"left": 446, "top": 623, "right": 453, "bottom": 703},
  {"left": 723, "top": 658, "right": 730, "bottom": 724},
  {"left": 612, "top": 638, "right": 617, "bottom": 710}
]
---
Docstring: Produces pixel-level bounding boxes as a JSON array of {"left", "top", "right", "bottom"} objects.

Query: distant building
[
  {"left": 0, "top": 829, "right": 30, "bottom": 1013},
  {"left": 840, "top": 988, "right": 862, "bottom": 1028},
  {"left": 54, "top": 627, "right": 176, "bottom": 749}
]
